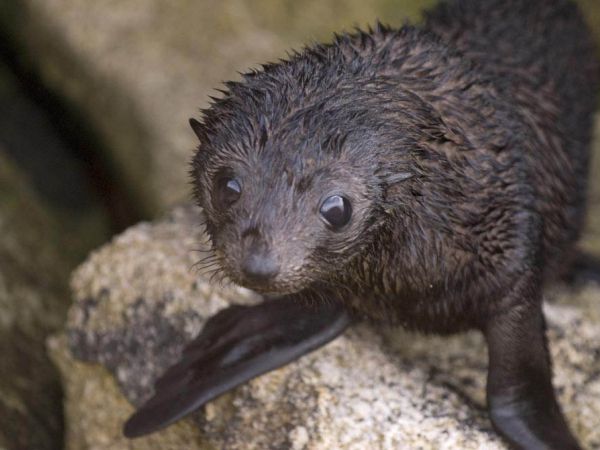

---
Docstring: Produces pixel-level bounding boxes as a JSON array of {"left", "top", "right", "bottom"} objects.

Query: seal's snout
[
  {"left": 240, "top": 228, "right": 279, "bottom": 282},
  {"left": 241, "top": 252, "right": 279, "bottom": 281}
]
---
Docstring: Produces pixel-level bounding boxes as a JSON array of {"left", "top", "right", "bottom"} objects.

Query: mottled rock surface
[{"left": 57, "top": 203, "right": 600, "bottom": 450}]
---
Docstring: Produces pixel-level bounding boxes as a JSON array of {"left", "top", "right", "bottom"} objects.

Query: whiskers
[{"left": 189, "top": 248, "right": 226, "bottom": 284}]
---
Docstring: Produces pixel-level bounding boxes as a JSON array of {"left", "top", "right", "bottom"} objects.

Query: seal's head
[
  {"left": 189, "top": 39, "right": 451, "bottom": 295},
  {"left": 189, "top": 101, "right": 387, "bottom": 295}
]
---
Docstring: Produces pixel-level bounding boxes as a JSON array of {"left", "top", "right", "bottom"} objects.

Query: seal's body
[
  {"left": 124, "top": 1, "right": 599, "bottom": 448},
  {"left": 426, "top": 0, "right": 598, "bottom": 284}
]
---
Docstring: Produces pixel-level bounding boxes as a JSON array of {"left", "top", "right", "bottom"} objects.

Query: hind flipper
[
  {"left": 123, "top": 297, "right": 351, "bottom": 438},
  {"left": 485, "top": 275, "right": 581, "bottom": 450}
]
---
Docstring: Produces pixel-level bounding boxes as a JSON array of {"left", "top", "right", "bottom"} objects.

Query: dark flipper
[
  {"left": 123, "top": 296, "right": 351, "bottom": 438},
  {"left": 485, "top": 274, "right": 581, "bottom": 450}
]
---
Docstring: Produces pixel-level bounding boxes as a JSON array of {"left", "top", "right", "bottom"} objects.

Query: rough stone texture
[
  {"left": 47, "top": 335, "right": 208, "bottom": 450},
  {"left": 0, "top": 151, "right": 71, "bottom": 450},
  {"left": 58, "top": 194, "right": 600, "bottom": 449}
]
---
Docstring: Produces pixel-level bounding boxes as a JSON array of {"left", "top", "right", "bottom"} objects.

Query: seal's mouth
[
  {"left": 225, "top": 266, "right": 310, "bottom": 296},
  {"left": 235, "top": 277, "right": 304, "bottom": 296}
]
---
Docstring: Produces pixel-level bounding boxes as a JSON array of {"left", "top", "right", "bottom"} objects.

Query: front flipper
[
  {"left": 485, "top": 275, "right": 581, "bottom": 450},
  {"left": 123, "top": 297, "right": 351, "bottom": 438}
]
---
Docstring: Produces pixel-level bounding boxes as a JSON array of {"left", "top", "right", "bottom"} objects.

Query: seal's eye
[
  {"left": 215, "top": 177, "right": 242, "bottom": 207},
  {"left": 320, "top": 195, "right": 352, "bottom": 229}
]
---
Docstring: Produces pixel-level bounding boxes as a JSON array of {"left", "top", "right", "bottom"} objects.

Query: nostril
[{"left": 241, "top": 253, "right": 279, "bottom": 281}]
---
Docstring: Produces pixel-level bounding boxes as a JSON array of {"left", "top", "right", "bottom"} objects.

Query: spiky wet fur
[{"left": 191, "top": 0, "right": 599, "bottom": 333}]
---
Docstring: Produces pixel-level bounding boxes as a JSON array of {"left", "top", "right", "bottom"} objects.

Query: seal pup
[{"left": 124, "top": 1, "right": 599, "bottom": 448}]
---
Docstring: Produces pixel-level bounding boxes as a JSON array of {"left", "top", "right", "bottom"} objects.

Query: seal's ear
[{"left": 189, "top": 118, "right": 207, "bottom": 142}]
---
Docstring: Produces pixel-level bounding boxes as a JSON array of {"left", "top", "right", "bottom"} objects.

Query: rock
[
  {"left": 58, "top": 204, "right": 600, "bottom": 450},
  {"left": 0, "top": 60, "right": 112, "bottom": 449},
  {"left": 0, "top": 61, "right": 111, "bottom": 259},
  {"left": 0, "top": 151, "right": 71, "bottom": 450},
  {"left": 47, "top": 335, "right": 207, "bottom": 450}
]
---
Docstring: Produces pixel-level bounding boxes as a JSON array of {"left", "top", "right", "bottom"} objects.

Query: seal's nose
[
  {"left": 241, "top": 253, "right": 279, "bottom": 281},
  {"left": 240, "top": 227, "right": 279, "bottom": 282}
]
